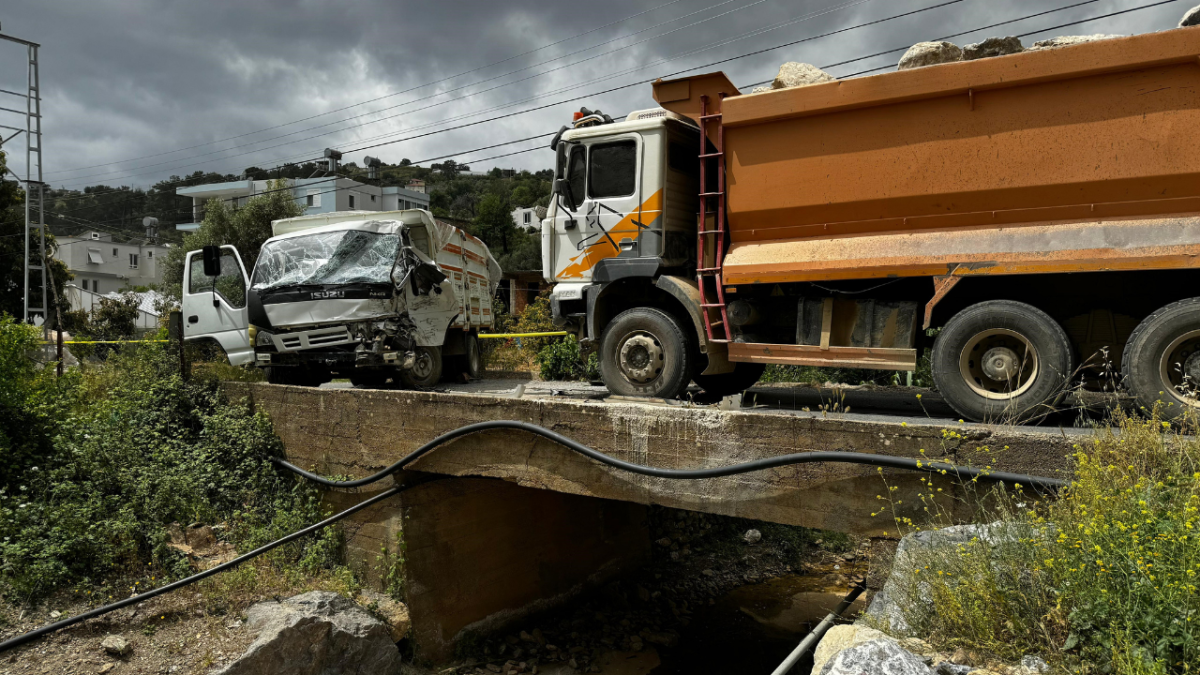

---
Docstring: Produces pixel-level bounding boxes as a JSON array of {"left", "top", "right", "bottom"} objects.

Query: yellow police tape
[
  {"left": 40, "top": 339, "right": 170, "bottom": 345},
  {"left": 476, "top": 331, "right": 568, "bottom": 339}
]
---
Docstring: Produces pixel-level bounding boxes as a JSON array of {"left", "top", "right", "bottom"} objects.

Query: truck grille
[{"left": 274, "top": 326, "right": 354, "bottom": 352}]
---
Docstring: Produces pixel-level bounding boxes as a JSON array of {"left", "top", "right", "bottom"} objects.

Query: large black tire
[
  {"left": 932, "top": 300, "right": 1074, "bottom": 422},
  {"left": 694, "top": 362, "right": 766, "bottom": 398},
  {"left": 1122, "top": 297, "right": 1200, "bottom": 421},
  {"left": 400, "top": 345, "right": 443, "bottom": 389},
  {"left": 445, "top": 333, "right": 484, "bottom": 381},
  {"left": 599, "top": 308, "right": 693, "bottom": 399}
]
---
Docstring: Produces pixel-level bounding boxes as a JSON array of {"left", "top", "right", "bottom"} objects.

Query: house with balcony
[{"left": 174, "top": 177, "right": 431, "bottom": 231}]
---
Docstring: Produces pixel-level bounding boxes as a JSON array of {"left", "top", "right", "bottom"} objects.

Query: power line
[
  {"left": 51, "top": 0, "right": 777, "bottom": 187},
  {"left": 51, "top": 0, "right": 881, "bottom": 193},
  {"left": 741, "top": 0, "right": 1102, "bottom": 87},
  {"left": 44, "top": 0, "right": 693, "bottom": 175},
  {"left": 840, "top": 0, "right": 1185, "bottom": 77}
]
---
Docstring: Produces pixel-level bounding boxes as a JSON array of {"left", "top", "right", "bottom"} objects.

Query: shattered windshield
[{"left": 251, "top": 230, "right": 400, "bottom": 291}]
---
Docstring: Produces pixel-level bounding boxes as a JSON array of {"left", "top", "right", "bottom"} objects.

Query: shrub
[
  {"left": 0, "top": 336, "right": 341, "bottom": 598},
  {"left": 876, "top": 413, "right": 1200, "bottom": 673},
  {"left": 536, "top": 335, "right": 598, "bottom": 382}
]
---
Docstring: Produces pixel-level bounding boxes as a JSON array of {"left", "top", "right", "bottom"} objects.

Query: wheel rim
[
  {"left": 411, "top": 350, "right": 434, "bottom": 381},
  {"left": 958, "top": 328, "right": 1039, "bottom": 399},
  {"left": 1158, "top": 329, "right": 1200, "bottom": 408},
  {"left": 618, "top": 331, "right": 665, "bottom": 384}
]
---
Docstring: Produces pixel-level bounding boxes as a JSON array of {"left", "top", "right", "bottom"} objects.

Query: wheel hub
[
  {"left": 411, "top": 351, "right": 433, "bottom": 379},
  {"left": 619, "top": 334, "right": 663, "bottom": 384},
  {"left": 981, "top": 346, "right": 1021, "bottom": 381},
  {"left": 1185, "top": 351, "right": 1200, "bottom": 384}
]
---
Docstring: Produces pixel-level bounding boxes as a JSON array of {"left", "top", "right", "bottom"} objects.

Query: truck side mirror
[
  {"left": 202, "top": 245, "right": 222, "bottom": 277},
  {"left": 554, "top": 178, "right": 577, "bottom": 211}
]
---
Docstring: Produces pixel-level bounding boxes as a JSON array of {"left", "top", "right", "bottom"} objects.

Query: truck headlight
[
  {"left": 247, "top": 324, "right": 258, "bottom": 345},
  {"left": 256, "top": 330, "right": 274, "bottom": 347}
]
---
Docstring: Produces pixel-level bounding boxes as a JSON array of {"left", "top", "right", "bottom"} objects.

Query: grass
[{"left": 871, "top": 411, "right": 1200, "bottom": 674}]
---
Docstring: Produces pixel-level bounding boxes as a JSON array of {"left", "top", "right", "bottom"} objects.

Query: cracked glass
[{"left": 251, "top": 230, "right": 401, "bottom": 291}]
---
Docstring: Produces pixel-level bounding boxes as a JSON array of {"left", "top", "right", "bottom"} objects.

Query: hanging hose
[
  {"left": 270, "top": 419, "right": 1068, "bottom": 490},
  {"left": 770, "top": 581, "right": 867, "bottom": 675},
  {"left": 0, "top": 419, "right": 1067, "bottom": 655},
  {"left": 0, "top": 487, "right": 403, "bottom": 655}
]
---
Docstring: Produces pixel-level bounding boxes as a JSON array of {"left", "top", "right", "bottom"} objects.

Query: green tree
[
  {"left": 160, "top": 180, "right": 303, "bottom": 300},
  {"left": 475, "top": 193, "right": 515, "bottom": 254}
]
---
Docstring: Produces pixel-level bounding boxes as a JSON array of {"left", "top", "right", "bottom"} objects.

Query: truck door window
[
  {"left": 588, "top": 140, "right": 636, "bottom": 199},
  {"left": 188, "top": 251, "right": 246, "bottom": 308},
  {"left": 567, "top": 145, "right": 586, "bottom": 209}
]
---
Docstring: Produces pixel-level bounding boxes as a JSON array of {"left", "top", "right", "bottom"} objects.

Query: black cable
[
  {"left": 0, "top": 486, "right": 403, "bottom": 655},
  {"left": 270, "top": 419, "right": 1068, "bottom": 490}
]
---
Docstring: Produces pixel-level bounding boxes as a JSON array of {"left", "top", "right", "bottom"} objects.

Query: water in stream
[{"left": 647, "top": 566, "right": 867, "bottom": 675}]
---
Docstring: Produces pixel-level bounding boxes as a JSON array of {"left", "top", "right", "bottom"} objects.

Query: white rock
[
  {"left": 812, "top": 625, "right": 890, "bottom": 674},
  {"left": 962, "top": 36, "right": 1024, "bottom": 61},
  {"left": 100, "top": 635, "right": 132, "bottom": 656},
  {"left": 897, "top": 42, "right": 963, "bottom": 70},
  {"left": 751, "top": 86, "right": 772, "bottom": 94},
  {"left": 1019, "top": 655, "right": 1051, "bottom": 673},
  {"left": 213, "top": 591, "right": 402, "bottom": 675},
  {"left": 1182, "top": 5, "right": 1200, "bottom": 27},
  {"left": 819, "top": 639, "right": 933, "bottom": 675},
  {"left": 771, "top": 62, "right": 835, "bottom": 89},
  {"left": 743, "top": 529, "right": 762, "bottom": 544},
  {"left": 1029, "top": 35, "right": 1122, "bottom": 50}
]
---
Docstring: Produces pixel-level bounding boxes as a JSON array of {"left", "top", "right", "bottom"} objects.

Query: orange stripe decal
[{"left": 558, "top": 190, "right": 662, "bottom": 280}]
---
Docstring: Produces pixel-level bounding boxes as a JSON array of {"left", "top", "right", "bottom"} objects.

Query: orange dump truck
[{"left": 543, "top": 27, "right": 1200, "bottom": 420}]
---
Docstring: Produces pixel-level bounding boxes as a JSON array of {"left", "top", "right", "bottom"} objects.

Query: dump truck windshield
[{"left": 252, "top": 230, "right": 400, "bottom": 291}]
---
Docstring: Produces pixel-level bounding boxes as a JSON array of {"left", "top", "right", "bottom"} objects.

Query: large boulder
[
  {"left": 962, "top": 37, "right": 1024, "bottom": 60},
  {"left": 818, "top": 639, "right": 932, "bottom": 675},
  {"left": 897, "top": 42, "right": 963, "bottom": 71},
  {"left": 862, "top": 523, "right": 1033, "bottom": 636},
  {"left": 214, "top": 591, "right": 403, "bottom": 675},
  {"left": 811, "top": 625, "right": 891, "bottom": 674},
  {"left": 1029, "top": 35, "right": 1122, "bottom": 50},
  {"left": 1182, "top": 5, "right": 1200, "bottom": 27},
  {"left": 771, "top": 62, "right": 835, "bottom": 89},
  {"left": 356, "top": 589, "right": 411, "bottom": 642}
]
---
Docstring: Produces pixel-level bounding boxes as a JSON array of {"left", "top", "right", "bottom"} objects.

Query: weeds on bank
[
  {"left": 0, "top": 316, "right": 350, "bottom": 601},
  {"left": 872, "top": 412, "right": 1200, "bottom": 673}
]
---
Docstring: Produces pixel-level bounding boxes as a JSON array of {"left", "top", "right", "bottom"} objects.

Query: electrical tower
[{"left": 0, "top": 29, "right": 45, "bottom": 328}]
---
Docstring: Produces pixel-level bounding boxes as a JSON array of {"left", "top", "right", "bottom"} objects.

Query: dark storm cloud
[{"left": 0, "top": 0, "right": 1190, "bottom": 188}]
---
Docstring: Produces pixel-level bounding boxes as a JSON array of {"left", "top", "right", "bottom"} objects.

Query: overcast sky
[{"left": 0, "top": 0, "right": 1191, "bottom": 191}]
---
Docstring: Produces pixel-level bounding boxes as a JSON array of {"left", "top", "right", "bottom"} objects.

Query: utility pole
[{"left": 0, "top": 29, "right": 47, "bottom": 331}]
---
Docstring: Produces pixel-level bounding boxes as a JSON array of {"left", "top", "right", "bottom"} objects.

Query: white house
[
  {"left": 174, "top": 177, "right": 431, "bottom": 232},
  {"left": 54, "top": 230, "right": 171, "bottom": 296},
  {"left": 511, "top": 205, "right": 546, "bottom": 233}
]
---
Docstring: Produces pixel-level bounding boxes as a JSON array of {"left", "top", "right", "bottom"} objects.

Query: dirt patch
[{"left": 0, "top": 562, "right": 358, "bottom": 675}]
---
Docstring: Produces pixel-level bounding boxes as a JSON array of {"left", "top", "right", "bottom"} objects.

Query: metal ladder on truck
[{"left": 696, "top": 94, "right": 730, "bottom": 343}]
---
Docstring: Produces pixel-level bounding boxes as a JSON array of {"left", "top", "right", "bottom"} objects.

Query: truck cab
[{"left": 183, "top": 209, "right": 499, "bottom": 387}]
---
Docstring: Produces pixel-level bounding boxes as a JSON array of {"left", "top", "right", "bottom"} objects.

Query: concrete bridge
[{"left": 223, "top": 382, "right": 1077, "bottom": 659}]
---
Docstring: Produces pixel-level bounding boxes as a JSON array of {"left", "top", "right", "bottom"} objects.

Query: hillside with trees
[{"left": 41, "top": 157, "right": 553, "bottom": 274}]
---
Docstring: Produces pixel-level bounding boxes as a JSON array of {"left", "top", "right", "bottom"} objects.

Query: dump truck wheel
[
  {"left": 599, "top": 308, "right": 692, "bottom": 399},
  {"left": 932, "top": 300, "right": 1073, "bottom": 422},
  {"left": 693, "top": 363, "right": 765, "bottom": 398},
  {"left": 1122, "top": 297, "right": 1200, "bottom": 421},
  {"left": 400, "top": 346, "right": 443, "bottom": 389}
]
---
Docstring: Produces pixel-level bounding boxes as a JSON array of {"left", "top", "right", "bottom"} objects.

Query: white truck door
[
  {"left": 182, "top": 245, "right": 253, "bottom": 366},
  {"left": 552, "top": 134, "right": 651, "bottom": 282}
]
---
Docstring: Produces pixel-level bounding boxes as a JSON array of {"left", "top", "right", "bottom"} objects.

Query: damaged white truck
[{"left": 181, "top": 209, "right": 501, "bottom": 387}]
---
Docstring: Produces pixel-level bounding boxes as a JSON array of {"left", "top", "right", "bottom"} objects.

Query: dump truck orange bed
[{"left": 654, "top": 29, "right": 1200, "bottom": 285}]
